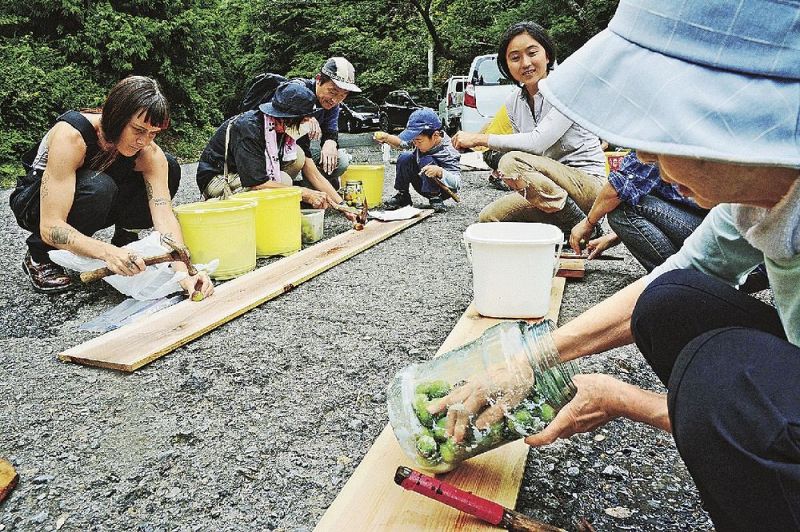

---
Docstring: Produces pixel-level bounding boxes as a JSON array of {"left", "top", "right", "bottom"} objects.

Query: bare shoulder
[{"left": 47, "top": 122, "right": 88, "bottom": 170}]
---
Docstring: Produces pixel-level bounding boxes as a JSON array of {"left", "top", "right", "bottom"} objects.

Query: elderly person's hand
[
  {"left": 427, "top": 362, "right": 534, "bottom": 443},
  {"left": 320, "top": 139, "right": 339, "bottom": 175},
  {"left": 523, "top": 374, "right": 621, "bottom": 446}
]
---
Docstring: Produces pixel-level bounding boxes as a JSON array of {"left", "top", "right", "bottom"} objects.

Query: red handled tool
[{"left": 394, "top": 466, "right": 569, "bottom": 532}]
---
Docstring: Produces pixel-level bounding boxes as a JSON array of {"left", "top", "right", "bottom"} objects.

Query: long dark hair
[
  {"left": 497, "top": 22, "right": 556, "bottom": 86},
  {"left": 86, "top": 76, "right": 170, "bottom": 170}
]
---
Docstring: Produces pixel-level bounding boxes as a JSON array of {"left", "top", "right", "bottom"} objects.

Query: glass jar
[{"left": 387, "top": 320, "right": 578, "bottom": 473}]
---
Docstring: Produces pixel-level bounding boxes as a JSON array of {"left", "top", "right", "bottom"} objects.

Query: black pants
[
  {"left": 632, "top": 270, "right": 800, "bottom": 531},
  {"left": 10, "top": 154, "right": 180, "bottom": 262}
]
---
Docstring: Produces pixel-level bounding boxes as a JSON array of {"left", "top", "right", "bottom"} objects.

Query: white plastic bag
[{"left": 49, "top": 232, "right": 218, "bottom": 300}]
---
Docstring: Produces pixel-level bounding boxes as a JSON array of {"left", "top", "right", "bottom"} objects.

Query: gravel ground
[{"left": 0, "top": 133, "right": 712, "bottom": 531}]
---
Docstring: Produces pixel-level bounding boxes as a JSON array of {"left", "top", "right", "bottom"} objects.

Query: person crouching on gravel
[
  {"left": 375, "top": 108, "right": 461, "bottom": 213},
  {"left": 9, "top": 75, "right": 213, "bottom": 298}
]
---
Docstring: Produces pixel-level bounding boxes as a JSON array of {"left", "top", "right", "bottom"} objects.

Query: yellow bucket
[
  {"left": 341, "top": 164, "right": 384, "bottom": 208},
  {"left": 174, "top": 199, "right": 256, "bottom": 280},
  {"left": 235, "top": 188, "right": 302, "bottom": 257}
]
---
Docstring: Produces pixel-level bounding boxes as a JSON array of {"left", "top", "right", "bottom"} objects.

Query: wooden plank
[
  {"left": 0, "top": 458, "right": 18, "bottom": 503},
  {"left": 315, "top": 277, "right": 566, "bottom": 531},
  {"left": 557, "top": 258, "right": 585, "bottom": 279},
  {"left": 59, "top": 212, "right": 434, "bottom": 372}
]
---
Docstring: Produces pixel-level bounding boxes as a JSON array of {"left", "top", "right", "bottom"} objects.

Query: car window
[
  {"left": 472, "top": 57, "right": 511, "bottom": 86},
  {"left": 455, "top": 80, "right": 465, "bottom": 92}
]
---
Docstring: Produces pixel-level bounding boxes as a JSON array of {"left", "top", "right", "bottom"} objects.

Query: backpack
[{"left": 239, "top": 72, "right": 288, "bottom": 113}]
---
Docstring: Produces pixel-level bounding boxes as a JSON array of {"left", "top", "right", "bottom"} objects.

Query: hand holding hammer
[{"left": 80, "top": 235, "right": 196, "bottom": 283}]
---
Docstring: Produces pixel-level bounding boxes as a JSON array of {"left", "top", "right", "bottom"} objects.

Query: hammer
[
  {"left": 421, "top": 171, "right": 461, "bottom": 203},
  {"left": 329, "top": 199, "right": 369, "bottom": 230},
  {"left": 80, "top": 236, "right": 196, "bottom": 283}
]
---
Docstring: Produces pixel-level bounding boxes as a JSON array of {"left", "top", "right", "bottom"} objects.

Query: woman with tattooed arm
[{"left": 9, "top": 76, "right": 213, "bottom": 297}]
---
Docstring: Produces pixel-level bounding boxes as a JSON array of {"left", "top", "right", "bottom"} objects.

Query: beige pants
[{"left": 479, "top": 151, "right": 605, "bottom": 222}]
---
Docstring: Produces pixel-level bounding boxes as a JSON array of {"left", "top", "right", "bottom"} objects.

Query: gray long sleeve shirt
[{"left": 488, "top": 87, "right": 606, "bottom": 178}]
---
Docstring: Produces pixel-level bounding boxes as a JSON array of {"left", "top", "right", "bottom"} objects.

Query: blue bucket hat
[
  {"left": 539, "top": 0, "right": 800, "bottom": 168},
  {"left": 398, "top": 108, "right": 442, "bottom": 143},
  {"left": 259, "top": 81, "right": 316, "bottom": 119}
]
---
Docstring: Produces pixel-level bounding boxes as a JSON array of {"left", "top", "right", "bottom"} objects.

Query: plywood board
[
  {"left": 315, "top": 277, "right": 566, "bottom": 531},
  {"left": 59, "top": 212, "right": 433, "bottom": 372},
  {"left": 557, "top": 258, "right": 585, "bottom": 279}
]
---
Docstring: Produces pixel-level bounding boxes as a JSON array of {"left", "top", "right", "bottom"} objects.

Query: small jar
[{"left": 387, "top": 320, "right": 578, "bottom": 473}]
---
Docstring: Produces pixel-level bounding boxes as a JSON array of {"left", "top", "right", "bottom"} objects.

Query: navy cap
[
  {"left": 259, "top": 81, "right": 316, "bottom": 119},
  {"left": 398, "top": 108, "right": 442, "bottom": 143}
]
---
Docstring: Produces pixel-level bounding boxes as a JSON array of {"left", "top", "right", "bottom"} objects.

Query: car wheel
[{"left": 379, "top": 114, "right": 390, "bottom": 132}]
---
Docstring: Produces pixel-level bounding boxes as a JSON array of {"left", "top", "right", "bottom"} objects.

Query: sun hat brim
[
  {"left": 258, "top": 101, "right": 309, "bottom": 119},
  {"left": 540, "top": 29, "right": 800, "bottom": 168}
]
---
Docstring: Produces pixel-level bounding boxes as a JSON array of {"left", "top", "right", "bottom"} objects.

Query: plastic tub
[
  {"left": 463, "top": 222, "right": 563, "bottom": 318},
  {"left": 340, "top": 165, "right": 384, "bottom": 208},
  {"left": 235, "top": 188, "right": 302, "bottom": 257},
  {"left": 300, "top": 209, "right": 325, "bottom": 244},
  {"left": 174, "top": 200, "right": 257, "bottom": 280}
]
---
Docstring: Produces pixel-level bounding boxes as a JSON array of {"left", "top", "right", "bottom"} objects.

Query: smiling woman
[
  {"left": 8, "top": 75, "right": 214, "bottom": 299},
  {"left": 452, "top": 21, "right": 607, "bottom": 240}
]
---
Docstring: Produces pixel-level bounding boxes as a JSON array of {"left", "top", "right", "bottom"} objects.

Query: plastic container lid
[{"left": 463, "top": 222, "right": 562, "bottom": 245}]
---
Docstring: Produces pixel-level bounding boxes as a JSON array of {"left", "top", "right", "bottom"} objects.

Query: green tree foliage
[{"left": 0, "top": 0, "right": 617, "bottom": 187}]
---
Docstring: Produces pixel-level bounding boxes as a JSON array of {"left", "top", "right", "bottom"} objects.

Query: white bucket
[{"left": 463, "top": 222, "right": 563, "bottom": 318}]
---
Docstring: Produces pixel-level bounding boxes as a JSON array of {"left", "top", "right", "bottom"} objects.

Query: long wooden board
[
  {"left": 315, "top": 276, "right": 566, "bottom": 531},
  {"left": 59, "top": 212, "right": 433, "bottom": 372}
]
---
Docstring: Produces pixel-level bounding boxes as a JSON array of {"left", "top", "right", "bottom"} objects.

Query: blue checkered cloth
[{"left": 608, "top": 151, "right": 699, "bottom": 208}]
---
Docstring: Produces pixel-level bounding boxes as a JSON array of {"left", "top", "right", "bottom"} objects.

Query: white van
[
  {"left": 437, "top": 75, "right": 467, "bottom": 133},
  {"left": 460, "top": 54, "right": 516, "bottom": 132}
]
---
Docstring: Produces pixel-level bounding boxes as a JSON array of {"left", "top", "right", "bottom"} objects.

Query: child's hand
[
  {"left": 420, "top": 165, "right": 443, "bottom": 179},
  {"left": 373, "top": 131, "right": 388, "bottom": 143}
]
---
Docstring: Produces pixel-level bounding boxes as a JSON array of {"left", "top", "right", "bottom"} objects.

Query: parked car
[
  {"left": 461, "top": 54, "right": 516, "bottom": 132},
  {"left": 379, "top": 88, "right": 438, "bottom": 132},
  {"left": 338, "top": 95, "right": 381, "bottom": 133},
  {"left": 437, "top": 75, "right": 468, "bottom": 134}
]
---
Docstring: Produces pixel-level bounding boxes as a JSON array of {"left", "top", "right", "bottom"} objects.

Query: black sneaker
[
  {"left": 428, "top": 196, "right": 446, "bottom": 213},
  {"left": 383, "top": 191, "right": 412, "bottom": 210},
  {"left": 488, "top": 170, "right": 511, "bottom": 191},
  {"left": 22, "top": 252, "right": 73, "bottom": 293}
]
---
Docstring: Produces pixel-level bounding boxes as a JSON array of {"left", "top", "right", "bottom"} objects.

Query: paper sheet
[{"left": 368, "top": 206, "right": 423, "bottom": 221}]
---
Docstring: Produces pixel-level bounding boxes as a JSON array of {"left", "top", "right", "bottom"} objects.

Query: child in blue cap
[{"left": 374, "top": 108, "right": 461, "bottom": 213}]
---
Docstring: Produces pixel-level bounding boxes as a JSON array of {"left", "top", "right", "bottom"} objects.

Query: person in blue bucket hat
[
  {"left": 429, "top": 0, "right": 800, "bottom": 528},
  {"left": 196, "top": 81, "right": 353, "bottom": 217}
]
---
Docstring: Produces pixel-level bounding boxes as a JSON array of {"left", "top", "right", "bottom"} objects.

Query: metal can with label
[{"left": 342, "top": 180, "right": 365, "bottom": 208}]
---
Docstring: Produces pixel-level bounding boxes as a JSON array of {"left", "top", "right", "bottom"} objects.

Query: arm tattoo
[
  {"left": 49, "top": 226, "right": 74, "bottom": 245},
  {"left": 145, "top": 180, "right": 170, "bottom": 206},
  {"left": 40, "top": 172, "right": 50, "bottom": 200}
]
